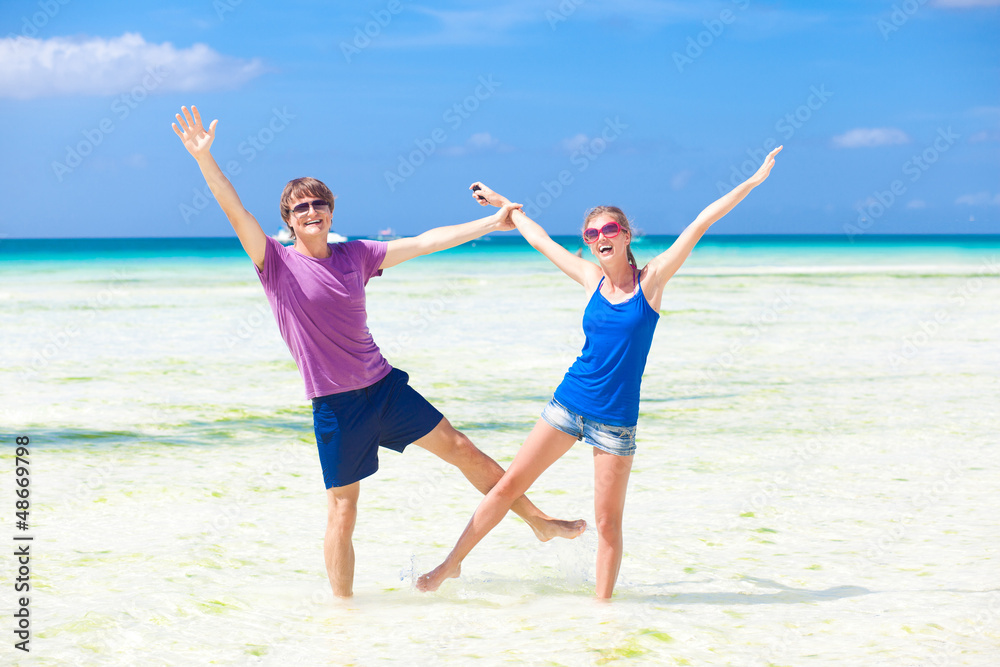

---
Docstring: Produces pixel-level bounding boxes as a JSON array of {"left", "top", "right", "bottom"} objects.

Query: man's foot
[
  {"left": 416, "top": 561, "right": 461, "bottom": 592},
  {"left": 528, "top": 517, "right": 587, "bottom": 542}
]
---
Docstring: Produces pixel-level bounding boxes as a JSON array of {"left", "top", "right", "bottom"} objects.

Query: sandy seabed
[{"left": 2, "top": 246, "right": 998, "bottom": 665}]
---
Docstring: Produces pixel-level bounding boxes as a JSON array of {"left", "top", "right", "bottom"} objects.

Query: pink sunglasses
[{"left": 583, "top": 221, "right": 621, "bottom": 243}]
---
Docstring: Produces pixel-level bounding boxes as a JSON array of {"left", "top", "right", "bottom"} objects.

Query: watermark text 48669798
[{"left": 13, "top": 436, "right": 33, "bottom": 653}]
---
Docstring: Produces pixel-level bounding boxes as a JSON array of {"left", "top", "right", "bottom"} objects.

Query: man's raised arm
[{"left": 173, "top": 105, "right": 267, "bottom": 270}]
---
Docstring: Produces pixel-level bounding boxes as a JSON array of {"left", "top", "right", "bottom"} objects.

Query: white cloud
[
  {"left": 955, "top": 192, "right": 1000, "bottom": 206},
  {"left": 467, "top": 132, "right": 499, "bottom": 149},
  {"left": 969, "top": 130, "right": 1000, "bottom": 143},
  {"left": 0, "top": 33, "right": 265, "bottom": 99},
  {"left": 440, "top": 132, "right": 512, "bottom": 157},
  {"left": 123, "top": 153, "right": 148, "bottom": 169},
  {"left": 383, "top": 5, "right": 536, "bottom": 47},
  {"left": 560, "top": 133, "right": 590, "bottom": 153},
  {"left": 380, "top": 1, "right": 704, "bottom": 48},
  {"left": 967, "top": 106, "right": 1000, "bottom": 118},
  {"left": 671, "top": 169, "right": 692, "bottom": 191},
  {"left": 831, "top": 127, "right": 911, "bottom": 148},
  {"left": 931, "top": 0, "right": 1000, "bottom": 8}
]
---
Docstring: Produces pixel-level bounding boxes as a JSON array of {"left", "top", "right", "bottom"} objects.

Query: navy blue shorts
[{"left": 312, "top": 368, "right": 444, "bottom": 489}]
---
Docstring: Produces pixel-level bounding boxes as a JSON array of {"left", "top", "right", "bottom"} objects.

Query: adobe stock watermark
[
  {"left": 845, "top": 127, "right": 960, "bottom": 241},
  {"left": 202, "top": 440, "right": 303, "bottom": 538},
  {"left": 521, "top": 116, "right": 629, "bottom": 219},
  {"left": 383, "top": 75, "right": 501, "bottom": 192},
  {"left": 179, "top": 106, "right": 296, "bottom": 223},
  {"left": 724, "top": 418, "right": 842, "bottom": 533},
  {"left": 379, "top": 278, "right": 466, "bottom": 358},
  {"left": 850, "top": 456, "right": 967, "bottom": 578},
  {"left": 51, "top": 65, "right": 169, "bottom": 182},
  {"left": 19, "top": 269, "right": 132, "bottom": 380},
  {"left": 546, "top": 0, "right": 585, "bottom": 29},
  {"left": 876, "top": 0, "right": 930, "bottom": 41},
  {"left": 716, "top": 84, "right": 833, "bottom": 195},
  {"left": 62, "top": 452, "right": 124, "bottom": 512},
  {"left": 697, "top": 288, "right": 796, "bottom": 390},
  {"left": 672, "top": 0, "right": 751, "bottom": 73},
  {"left": 213, "top": 0, "right": 249, "bottom": 21},
  {"left": 340, "top": 0, "right": 404, "bottom": 62},
  {"left": 916, "top": 590, "right": 1000, "bottom": 667},
  {"left": 6, "top": 0, "right": 72, "bottom": 39},
  {"left": 888, "top": 256, "right": 998, "bottom": 369},
  {"left": 225, "top": 302, "right": 272, "bottom": 349}
]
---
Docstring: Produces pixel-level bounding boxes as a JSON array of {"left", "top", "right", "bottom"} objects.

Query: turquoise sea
[{"left": 1, "top": 234, "right": 998, "bottom": 665}]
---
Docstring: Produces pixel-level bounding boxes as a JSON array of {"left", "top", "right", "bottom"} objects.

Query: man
[{"left": 172, "top": 106, "right": 586, "bottom": 597}]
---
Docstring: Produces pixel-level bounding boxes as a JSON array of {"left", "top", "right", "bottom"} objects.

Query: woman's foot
[{"left": 416, "top": 561, "right": 461, "bottom": 592}]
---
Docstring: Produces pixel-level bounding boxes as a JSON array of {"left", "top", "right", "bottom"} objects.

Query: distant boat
[
  {"left": 273, "top": 228, "right": 347, "bottom": 245},
  {"left": 376, "top": 227, "right": 399, "bottom": 240}
]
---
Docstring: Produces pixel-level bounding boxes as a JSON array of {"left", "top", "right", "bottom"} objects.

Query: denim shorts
[
  {"left": 312, "top": 368, "right": 444, "bottom": 489},
  {"left": 540, "top": 398, "right": 637, "bottom": 457}
]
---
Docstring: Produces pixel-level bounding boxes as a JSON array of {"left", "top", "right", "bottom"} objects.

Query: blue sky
[{"left": 1, "top": 0, "right": 998, "bottom": 239}]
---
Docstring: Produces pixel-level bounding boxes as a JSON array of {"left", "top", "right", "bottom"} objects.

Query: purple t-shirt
[{"left": 255, "top": 235, "right": 391, "bottom": 400}]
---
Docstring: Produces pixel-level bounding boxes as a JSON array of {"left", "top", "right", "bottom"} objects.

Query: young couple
[{"left": 173, "top": 105, "right": 780, "bottom": 600}]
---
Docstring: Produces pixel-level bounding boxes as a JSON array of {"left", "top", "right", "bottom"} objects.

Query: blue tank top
[{"left": 553, "top": 274, "right": 660, "bottom": 426}]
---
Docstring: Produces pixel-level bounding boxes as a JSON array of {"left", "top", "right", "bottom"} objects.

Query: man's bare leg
[
  {"left": 413, "top": 417, "right": 586, "bottom": 541},
  {"left": 417, "top": 419, "right": 578, "bottom": 592},
  {"left": 324, "top": 481, "right": 360, "bottom": 598}
]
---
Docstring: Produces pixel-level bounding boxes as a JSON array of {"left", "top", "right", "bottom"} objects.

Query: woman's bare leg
[
  {"left": 413, "top": 417, "right": 586, "bottom": 541},
  {"left": 593, "top": 448, "right": 633, "bottom": 599},
  {"left": 417, "top": 419, "right": 577, "bottom": 591}
]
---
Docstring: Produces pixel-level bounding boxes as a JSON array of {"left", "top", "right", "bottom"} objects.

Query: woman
[
  {"left": 171, "top": 106, "right": 586, "bottom": 599},
  {"left": 418, "top": 146, "right": 781, "bottom": 598}
]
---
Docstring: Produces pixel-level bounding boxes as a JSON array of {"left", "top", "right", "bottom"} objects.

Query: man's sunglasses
[
  {"left": 291, "top": 200, "right": 331, "bottom": 218},
  {"left": 583, "top": 221, "right": 621, "bottom": 243}
]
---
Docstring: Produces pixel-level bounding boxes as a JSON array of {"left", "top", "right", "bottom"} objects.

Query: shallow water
[{"left": 2, "top": 237, "right": 999, "bottom": 665}]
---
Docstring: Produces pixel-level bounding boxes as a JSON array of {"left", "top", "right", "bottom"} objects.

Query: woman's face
[{"left": 585, "top": 215, "right": 629, "bottom": 263}]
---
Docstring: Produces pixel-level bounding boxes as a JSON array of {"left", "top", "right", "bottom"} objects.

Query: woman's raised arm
[
  {"left": 469, "top": 182, "right": 602, "bottom": 289},
  {"left": 642, "top": 145, "right": 782, "bottom": 303}
]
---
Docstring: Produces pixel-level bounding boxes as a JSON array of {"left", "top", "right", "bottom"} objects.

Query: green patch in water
[
  {"left": 197, "top": 600, "right": 236, "bottom": 614},
  {"left": 640, "top": 629, "right": 674, "bottom": 643},
  {"left": 592, "top": 643, "right": 648, "bottom": 664},
  {"left": 756, "top": 527, "right": 778, "bottom": 533},
  {"left": 740, "top": 512, "right": 755, "bottom": 518}
]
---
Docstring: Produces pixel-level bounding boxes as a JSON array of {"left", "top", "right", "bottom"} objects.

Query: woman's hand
[
  {"left": 172, "top": 105, "right": 217, "bottom": 160},
  {"left": 469, "top": 182, "right": 510, "bottom": 208},
  {"left": 746, "top": 145, "right": 782, "bottom": 187},
  {"left": 490, "top": 201, "right": 522, "bottom": 231}
]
